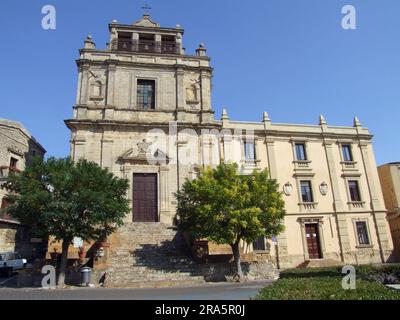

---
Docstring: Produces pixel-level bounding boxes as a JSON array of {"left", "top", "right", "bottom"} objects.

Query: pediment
[
  {"left": 118, "top": 148, "right": 170, "bottom": 165},
  {"left": 133, "top": 14, "right": 160, "bottom": 28}
]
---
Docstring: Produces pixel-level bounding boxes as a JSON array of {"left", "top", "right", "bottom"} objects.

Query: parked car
[{"left": 0, "top": 252, "right": 27, "bottom": 277}]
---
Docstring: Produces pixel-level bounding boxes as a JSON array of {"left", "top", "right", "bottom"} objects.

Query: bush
[{"left": 254, "top": 264, "right": 400, "bottom": 300}]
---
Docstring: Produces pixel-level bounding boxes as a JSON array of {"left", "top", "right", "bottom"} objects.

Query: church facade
[{"left": 65, "top": 15, "right": 394, "bottom": 269}]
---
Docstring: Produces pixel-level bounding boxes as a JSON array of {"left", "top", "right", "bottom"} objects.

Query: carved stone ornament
[
  {"left": 137, "top": 139, "right": 153, "bottom": 154},
  {"left": 319, "top": 182, "right": 329, "bottom": 196},
  {"left": 283, "top": 182, "right": 293, "bottom": 196}
]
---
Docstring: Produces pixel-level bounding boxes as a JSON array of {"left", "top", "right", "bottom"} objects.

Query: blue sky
[{"left": 1, "top": 0, "right": 399, "bottom": 165}]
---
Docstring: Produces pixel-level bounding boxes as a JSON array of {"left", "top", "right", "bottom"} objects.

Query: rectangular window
[
  {"left": 137, "top": 79, "right": 155, "bottom": 110},
  {"left": 356, "top": 221, "right": 370, "bottom": 245},
  {"left": 295, "top": 143, "right": 307, "bottom": 161},
  {"left": 348, "top": 180, "right": 361, "bottom": 202},
  {"left": 300, "top": 181, "right": 314, "bottom": 203},
  {"left": 253, "top": 236, "right": 266, "bottom": 251},
  {"left": 9, "top": 157, "right": 18, "bottom": 171},
  {"left": 342, "top": 144, "right": 353, "bottom": 162},
  {"left": 244, "top": 141, "right": 255, "bottom": 160}
]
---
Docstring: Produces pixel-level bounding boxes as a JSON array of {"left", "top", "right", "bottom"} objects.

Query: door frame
[
  {"left": 298, "top": 217, "right": 326, "bottom": 260},
  {"left": 305, "top": 223, "right": 322, "bottom": 259},
  {"left": 132, "top": 172, "right": 159, "bottom": 222}
]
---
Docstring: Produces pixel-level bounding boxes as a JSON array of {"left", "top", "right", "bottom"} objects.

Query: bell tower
[
  {"left": 66, "top": 15, "right": 218, "bottom": 224},
  {"left": 70, "top": 14, "right": 214, "bottom": 126}
]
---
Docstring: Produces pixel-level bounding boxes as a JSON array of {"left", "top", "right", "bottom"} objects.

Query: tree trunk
[
  {"left": 57, "top": 239, "right": 70, "bottom": 287},
  {"left": 231, "top": 242, "right": 243, "bottom": 281}
]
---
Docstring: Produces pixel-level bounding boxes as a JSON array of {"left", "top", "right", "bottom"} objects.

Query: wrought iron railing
[{"left": 110, "top": 39, "right": 179, "bottom": 54}]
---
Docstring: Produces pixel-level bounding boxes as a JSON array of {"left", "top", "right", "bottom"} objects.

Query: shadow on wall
[{"left": 131, "top": 231, "right": 277, "bottom": 282}]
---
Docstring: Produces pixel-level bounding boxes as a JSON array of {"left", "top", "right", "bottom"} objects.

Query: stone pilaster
[
  {"left": 79, "top": 63, "right": 90, "bottom": 105},
  {"left": 323, "top": 139, "right": 345, "bottom": 212},
  {"left": 372, "top": 211, "right": 393, "bottom": 261},
  {"left": 200, "top": 70, "right": 211, "bottom": 112},
  {"left": 159, "top": 166, "right": 171, "bottom": 223},
  {"left": 155, "top": 34, "right": 162, "bottom": 53},
  {"left": 100, "top": 136, "right": 113, "bottom": 170},
  {"left": 336, "top": 213, "right": 351, "bottom": 261},
  {"left": 322, "top": 139, "right": 351, "bottom": 261},
  {"left": 276, "top": 231, "right": 289, "bottom": 268},
  {"left": 106, "top": 60, "right": 117, "bottom": 107},
  {"left": 264, "top": 138, "right": 278, "bottom": 180},
  {"left": 131, "top": 32, "right": 139, "bottom": 51},
  {"left": 175, "top": 66, "right": 185, "bottom": 110},
  {"left": 73, "top": 136, "right": 86, "bottom": 161}
]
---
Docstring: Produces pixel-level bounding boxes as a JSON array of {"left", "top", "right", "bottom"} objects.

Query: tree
[
  {"left": 176, "top": 163, "right": 286, "bottom": 280},
  {"left": 2, "top": 157, "right": 130, "bottom": 286}
]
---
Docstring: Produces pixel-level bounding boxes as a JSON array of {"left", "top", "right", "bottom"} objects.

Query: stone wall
[{"left": 0, "top": 222, "right": 37, "bottom": 259}]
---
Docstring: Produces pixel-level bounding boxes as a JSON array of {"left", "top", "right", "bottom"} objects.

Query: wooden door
[
  {"left": 305, "top": 224, "right": 322, "bottom": 259},
  {"left": 132, "top": 173, "right": 158, "bottom": 222}
]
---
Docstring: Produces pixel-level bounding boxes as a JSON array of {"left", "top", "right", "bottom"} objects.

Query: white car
[{"left": 0, "top": 252, "right": 27, "bottom": 277}]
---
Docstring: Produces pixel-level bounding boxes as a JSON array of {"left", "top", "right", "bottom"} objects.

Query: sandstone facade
[
  {"left": 65, "top": 15, "right": 394, "bottom": 270},
  {"left": 378, "top": 163, "right": 400, "bottom": 261},
  {"left": 0, "top": 118, "right": 46, "bottom": 256}
]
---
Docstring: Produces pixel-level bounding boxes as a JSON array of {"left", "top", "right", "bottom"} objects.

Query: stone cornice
[
  {"left": 108, "top": 23, "right": 184, "bottom": 35},
  {"left": 75, "top": 57, "right": 212, "bottom": 73},
  {"left": 78, "top": 49, "right": 210, "bottom": 61},
  {"left": 64, "top": 119, "right": 221, "bottom": 131}
]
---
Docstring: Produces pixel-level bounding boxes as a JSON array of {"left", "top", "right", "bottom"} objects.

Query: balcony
[
  {"left": 299, "top": 202, "right": 318, "bottom": 211},
  {"left": 110, "top": 39, "right": 180, "bottom": 55},
  {"left": 348, "top": 201, "right": 366, "bottom": 210},
  {"left": 341, "top": 161, "right": 358, "bottom": 172},
  {"left": 293, "top": 160, "right": 312, "bottom": 172}
]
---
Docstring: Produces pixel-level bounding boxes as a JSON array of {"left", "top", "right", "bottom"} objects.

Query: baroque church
[{"left": 65, "top": 15, "right": 394, "bottom": 281}]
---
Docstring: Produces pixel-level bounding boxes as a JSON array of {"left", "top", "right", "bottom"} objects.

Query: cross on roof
[{"left": 142, "top": 3, "right": 152, "bottom": 13}]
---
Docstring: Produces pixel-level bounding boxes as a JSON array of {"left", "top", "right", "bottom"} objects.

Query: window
[
  {"left": 253, "top": 236, "right": 266, "bottom": 251},
  {"left": 295, "top": 143, "right": 307, "bottom": 161},
  {"left": 117, "top": 32, "right": 132, "bottom": 51},
  {"left": 356, "top": 221, "right": 370, "bottom": 245},
  {"left": 342, "top": 144, "right": 353, "bottom": 162},
  {"left": 9, "top": 157, "right": 18, "bottom": 171},
  {"left": 137, "top": 79, "right": 155, "bottom": 110},
  {"left": 300, "top": 181, "right": 314, "bottom": 203},
  {"left": 244, "top": 141, "right": 255, "bottom": 160},
  {"left": 348, "top": 180, "right": 361, "bottom": 202}
]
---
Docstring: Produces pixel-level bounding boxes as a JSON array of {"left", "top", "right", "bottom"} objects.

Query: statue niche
[
  {"left": 186, "top": 84, "right": 198, "bottom": 102},
  {"left": 90, "top": 80, "right": 103, "bottom": 99}
]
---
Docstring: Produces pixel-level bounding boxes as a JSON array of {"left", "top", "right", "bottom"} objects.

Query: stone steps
[
  {"left": 106, "top": 222, "right": 205, "bottom": 285},
  {"left": 296, "top": 259, "right": 343, "bottom": 269}
]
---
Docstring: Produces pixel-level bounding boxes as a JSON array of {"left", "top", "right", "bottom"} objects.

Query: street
[{"left": 0, "top": 280, "right": 273, "bottom": 300}]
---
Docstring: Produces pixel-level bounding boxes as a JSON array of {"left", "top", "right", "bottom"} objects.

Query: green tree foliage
[
  {"left": 176, "top": 163, "right": 286, "bottom": 279},
  {"left": 2, "top": 157, "right": 130, "bottom": 286}
]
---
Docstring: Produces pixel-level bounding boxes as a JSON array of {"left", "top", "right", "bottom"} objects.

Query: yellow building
[
  {"left": 63, "top": 15, "right": 394, "bottom": 284},
  {"left": 378, "top": 162, "right": 400, "bottom": 261}
]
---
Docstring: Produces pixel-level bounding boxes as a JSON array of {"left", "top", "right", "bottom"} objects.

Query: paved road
[{"left": 0, "top": 280, "right": 273, "bottom": 300}]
